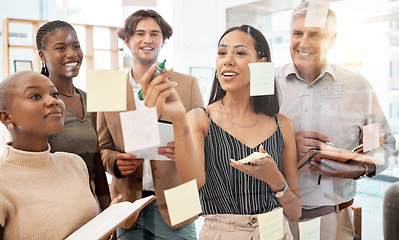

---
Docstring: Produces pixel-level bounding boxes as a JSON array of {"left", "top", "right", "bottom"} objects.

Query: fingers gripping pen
[{"left": 138, "top": 59, "right": 166, "bottom": 101}]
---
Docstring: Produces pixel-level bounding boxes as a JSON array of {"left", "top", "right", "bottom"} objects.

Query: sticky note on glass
[
  {"left": 120, "top": 108, "right": 160, "bottom": 153},
  {"left": 304, "top": 0, "right": 330, "bottom": 28},
  {"left": 249, "top": 62, "right": 274, "bottom": 96},
  {"left": 299, "top": 217, "right": 321, "bottom": 240},
  {"left": 363, "top": 122, "right": 380, "bottom": 152},
  {"left": 164, "top": 179, "right": 202, "bottom": 226},
  {"left": 87, "top": 70, "right": 127, "bottom": 112},
  {"left": 258, "top": 207, "right": 283, "bottom": 240}
]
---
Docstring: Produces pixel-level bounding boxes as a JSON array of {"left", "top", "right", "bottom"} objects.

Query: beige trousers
[{"left": 199, "top": 214, "right": 293, "bottom": 240}]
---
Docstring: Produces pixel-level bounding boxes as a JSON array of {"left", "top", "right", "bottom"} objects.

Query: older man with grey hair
[{"left": 276, "top": 2, "right": 395, "bottom": 239}]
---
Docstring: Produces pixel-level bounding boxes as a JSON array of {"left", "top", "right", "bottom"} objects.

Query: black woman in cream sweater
[{"left": 0, "top": 71, "right": 99, "bottom": 239}]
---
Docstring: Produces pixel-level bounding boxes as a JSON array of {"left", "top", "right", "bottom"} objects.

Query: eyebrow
[
  {"left": 53, "top": 41, "right": 79, "bottom": 47},
  {"left": 135, "top": 29, "right": 161, "bottom": 33},
  {"left": 218, "top": 44, "right": 249, "bottom": 49}
]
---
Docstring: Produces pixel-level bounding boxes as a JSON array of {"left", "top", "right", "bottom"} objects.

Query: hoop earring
[
  {"left": 215, "top": 73, "right": 219, "bottom": 79},
  {"left": 7, "top": 123, "right": 15, "bottom": 130}
]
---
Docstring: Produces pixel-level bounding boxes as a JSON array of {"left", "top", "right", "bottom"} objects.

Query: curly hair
[{"left": 118, "top": 9, "right": 172, "bottom": 42}]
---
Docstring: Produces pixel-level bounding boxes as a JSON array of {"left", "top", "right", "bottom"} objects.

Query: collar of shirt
[
  {"left": 129, "top": 68, "right": 141, "bottom": 89},
  {"left": 128, "top": 68, "right": 146, "bottom": 110},
  {"left": 285, "top": 60, "right": 336, "bottom": 85}
]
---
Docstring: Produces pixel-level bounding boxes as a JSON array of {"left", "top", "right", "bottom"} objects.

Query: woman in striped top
[{"left": 139, "top": 25, "right": 302, "bottom": 239}]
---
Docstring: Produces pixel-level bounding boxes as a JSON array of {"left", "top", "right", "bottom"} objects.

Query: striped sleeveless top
[{"left": 199, "top": 107, "right": 284, "bottom": 215}]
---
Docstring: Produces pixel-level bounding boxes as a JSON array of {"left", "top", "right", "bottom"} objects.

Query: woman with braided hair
[{"left": 36, "top": 20, "right": 111, "bottom": 210}]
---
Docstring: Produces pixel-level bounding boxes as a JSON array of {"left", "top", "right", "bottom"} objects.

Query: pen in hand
[{"left": 138, "top": 59, "right": 167, "bottom": 101}]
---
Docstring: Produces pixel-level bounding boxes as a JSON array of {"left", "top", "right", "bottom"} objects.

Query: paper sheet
[
  {"left": 120, "top": 108, "right": 160, "bottom": 153},
  {"left": 238, "top": 152, "right": 269, "bottom": 164},
  {"left": 362, "top": 122, "right": 380, "bottom": 152},
  {"left": 120, "top": 108, "right": 174, "bottom": 160},
  {"left": 299, "top": 217, "right": 321, "bottom": 240},
  {"left": 66, "top": 196, "right": 155, "bottom": 240},
  {"left": 304, "top": 0, "right": 330, "bottom": 28},
  {"left": 86, "top": 70, "right": 127, "bottom": 112},
  {"left": 249, "top": 62, "right": 275, "bottom": 96},
  {"left": 258, "top": 208, "right": 283, "bottom": 240},
  {"left": 164, "top": 179, "right": 202, "bottom": 226},
  {"left": 133, "top": 121, "right": 174, "bottom": 160}
]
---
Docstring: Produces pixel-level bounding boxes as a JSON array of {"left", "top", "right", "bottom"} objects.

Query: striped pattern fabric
[{"left": 199, "top": 107, "right": 284, "bottom": 215}]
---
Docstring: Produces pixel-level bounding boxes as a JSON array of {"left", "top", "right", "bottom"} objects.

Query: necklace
[
  {"left": 58, "top": 86, "right": 75, "bottom": 97},
  {"left": 220, "top": 99, "right": 262, "bottom": 128}
]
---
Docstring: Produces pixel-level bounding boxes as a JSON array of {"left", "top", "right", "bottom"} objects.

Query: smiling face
[
  {"left": 39, "top": 29, "right": 83, "bottom": 80},
  {"left": 290, "top": 16, "right": 336, "bottom": 82},
  {"left": 4, "top": 71, "right": 65, "bottom": 138},
  {"left": 126, "top": 17, "right": 164, "bottom": 66},
  {"left": 216, "top": 30, "right": 260, "bottom": 93}
]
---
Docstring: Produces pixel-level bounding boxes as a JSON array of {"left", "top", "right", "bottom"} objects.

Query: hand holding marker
[{"left": 138, "top": 59, "right": 167, "bottom": 101}]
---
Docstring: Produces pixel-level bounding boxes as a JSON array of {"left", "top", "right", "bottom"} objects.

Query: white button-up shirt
[
  {"left": 129, "top": 69, "right": 154, "bottom": 192},
  {"left": 276, "top": 61, "right": 395, "bottom": 206}
]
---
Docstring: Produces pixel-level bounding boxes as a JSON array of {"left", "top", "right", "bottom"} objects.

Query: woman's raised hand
[{"left": 138, "top": 63, "right": 186, "bottom": 121}]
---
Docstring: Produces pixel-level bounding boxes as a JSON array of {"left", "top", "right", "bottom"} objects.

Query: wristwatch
[{"left": 273, "top": 181, "right": 288, "bottom": 198}]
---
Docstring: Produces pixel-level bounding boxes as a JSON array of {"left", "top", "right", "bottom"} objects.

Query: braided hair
[{"left": 36, "top": 20, "right": 76, "bottom": 77}]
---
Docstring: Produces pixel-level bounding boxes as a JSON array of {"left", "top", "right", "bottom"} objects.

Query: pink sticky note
[
  {"left": 122, "top": 0, "right": 156, "bottom": 6},
  {"left": 363, "top": 122, "right": 380, "bottom": 152},
  {"left": 304, "top": 0, "right": 330, "bottom": 28},
  {"left": 120, "top": 108, "right": 160, "bottom": 154}
]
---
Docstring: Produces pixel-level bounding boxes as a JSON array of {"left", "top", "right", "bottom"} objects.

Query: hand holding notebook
[{"left": 297, "top": 138, "right": 386, "bottom": 172}]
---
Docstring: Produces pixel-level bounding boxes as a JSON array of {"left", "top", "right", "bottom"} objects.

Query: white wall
[
  {"left": 171, "top": 0, "right": 227, "bottom": 102},
  {"left": 172, "top": 0, "right": 222, "bottom": 74}
]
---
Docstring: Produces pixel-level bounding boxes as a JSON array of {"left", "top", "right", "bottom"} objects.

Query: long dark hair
[
  {"left": 36, "top": 20, "right": 76, "bottom": 77},
  {"left": 208, "top": 25, "right": 279, "bottom": 117}
]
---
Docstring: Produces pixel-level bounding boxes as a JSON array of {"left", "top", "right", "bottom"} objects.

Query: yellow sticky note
[
  {"left": 248, "top": 62, "right": 275, "bottom": 96},
  {"left": 363, "top": 122, "right": 380, "bottom": 152},
  {"left": 86, "top": 70, "right": 127, "bottom": 112},
  {"left": 304, "top": 0, "right": 330, "bottom": 28},
  {"left": 164, "top": 179, "right": 202, "bottom": 226},
  {"left": 258, "top": 208, "right": 283, "bottom": 240},
  {"left": 299, "top": 217, "right": 321, "bottom": 240}
]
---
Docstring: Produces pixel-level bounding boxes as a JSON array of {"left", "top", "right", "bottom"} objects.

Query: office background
[{"left": 1, "top": 0, "right": 398, "bottom": 238}]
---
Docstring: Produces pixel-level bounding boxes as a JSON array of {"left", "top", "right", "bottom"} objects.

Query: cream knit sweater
[{"left": 0, "top": 143, "right": 99, "bottom": 239}]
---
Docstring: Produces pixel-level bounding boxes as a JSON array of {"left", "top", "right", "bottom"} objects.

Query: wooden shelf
[{"left": 2, "top": 18, "right": 120, "bottom": 78}]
